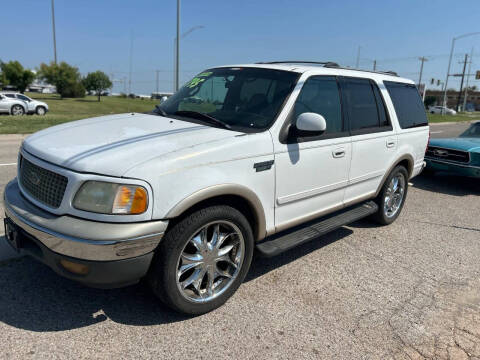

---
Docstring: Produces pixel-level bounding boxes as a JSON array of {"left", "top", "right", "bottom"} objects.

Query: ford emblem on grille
[
  {"left": 29, "top": 171, "right": 41, "bottom": 186},
  {"left": 434, "top": 149, "right": 449, "bottom": 157}
]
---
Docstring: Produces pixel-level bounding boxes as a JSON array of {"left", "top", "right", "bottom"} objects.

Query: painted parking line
[
  {"left": 0, "top": 163, "right": 17, "bottom": 167},
  {"left": 430, "top": 131, "right": 443, "bottom": 134}
]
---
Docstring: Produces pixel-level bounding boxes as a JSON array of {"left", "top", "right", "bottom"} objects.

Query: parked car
[
  {"left": 3, "top": 62, "right": 429, "bottom": 314},
  {"left": 428, "top": 105, "right": 456, "bottom": 115},
  {"left": 0, "top": 93, "right": 29, "bottom": 115},
  {"left": 425, "top": 121, "right": 480, "bottom": 178},
  {"left": 1, "top": 92, "right": 49, "bottom": 115}
]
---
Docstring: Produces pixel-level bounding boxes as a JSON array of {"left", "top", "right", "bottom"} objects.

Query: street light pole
[
  {"left": 175, "top": 0, "right": 180, "bottom": 92},
  {"left": 442, "top": 32, "right": 480, "bottom": 115},
  {"left": 173, "top": 25, "right": 204, "bottom": 92},
  {"left": 51, "top": 0, "right": 57, "bottom": 64},
  {"left": 418, "top": 57, "right": 428, "bottom": 87}
]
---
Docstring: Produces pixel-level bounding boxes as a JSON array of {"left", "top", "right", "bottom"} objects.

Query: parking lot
[{"left": 0, "top": 122, "right": 479, "bottom": 359}]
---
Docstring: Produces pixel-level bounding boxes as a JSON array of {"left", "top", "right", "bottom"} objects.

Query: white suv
[
  {"left": 3, "top": 62, "right": 429, "bottom": 314},
  {"left": 1, "top": 92, "right": 49, "bottom": 115}
]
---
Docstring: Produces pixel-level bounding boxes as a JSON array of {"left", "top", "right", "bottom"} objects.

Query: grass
[
  {"left": 427, "top": 112, "right": 480, "bottom": 123},
  {"left": 0, "top": 92, "right": 478, "bottom": 133},
  {"left": 0, "top": 93, "right": 159, "bottom": 134}
]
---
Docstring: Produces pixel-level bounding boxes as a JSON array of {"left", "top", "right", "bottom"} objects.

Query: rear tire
[
  {"left": 11, "top": 105, "right": 25, "bottom": 116},
  {"left": 148, "top": 205, "right": 254, "bottom": 315},
  {"left": 371, "top": 165, "right": 408, "bottom": 225}
]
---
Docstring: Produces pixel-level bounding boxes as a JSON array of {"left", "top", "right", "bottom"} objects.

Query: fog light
[{"left": 60, "top": 259, "right": 90, "bottom": 275}]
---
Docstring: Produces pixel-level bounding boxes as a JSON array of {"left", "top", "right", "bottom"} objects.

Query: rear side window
[
  {"left": 341, "top": 78, "right": 390, "bottom": 132},
  {"left": 4, "top": 94, "right": 15, "bottom": 98},
  {"left": 384, "top": 81, "right": 428, "bottom": 129}
]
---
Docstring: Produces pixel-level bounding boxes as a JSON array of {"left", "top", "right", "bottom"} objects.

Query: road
[{"left": 0, "top": 122, "right": 479, "bottom": 359}]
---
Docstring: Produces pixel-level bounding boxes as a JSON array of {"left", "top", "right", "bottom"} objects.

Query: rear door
[{"left": 340, "top": 77, "right": 396, "bottom": 205}]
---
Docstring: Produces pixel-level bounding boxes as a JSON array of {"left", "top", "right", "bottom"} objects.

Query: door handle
[
  {"left": 332, "top": 149, "right": 346, "bottom": 158},
  {"left": 386, "top": 138, "right": 396, "bottom": 148}
]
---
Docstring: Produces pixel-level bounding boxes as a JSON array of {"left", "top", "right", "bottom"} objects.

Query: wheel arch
[
  {"left": 374, "top": 154, "right": 414, "bottom": 197},
  {"left": 10, "top": 103, "right": 25, "bottom": 114},
  {"left": 165, "top": 184, "right": 267, "bottom": 241}
]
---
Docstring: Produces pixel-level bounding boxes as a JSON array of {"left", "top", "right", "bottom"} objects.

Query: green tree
[
  {"left": 38, "top": 61, "right": 85, "bottom": 98},
  {"left": 83, "top": 71, "right": 112, "bottom": 101},
  {"left": 0, "top": 61, "right": 35, "bottom": 93},
  {"left": 424, "top": 96, "right": 436, "bottom": 109}
]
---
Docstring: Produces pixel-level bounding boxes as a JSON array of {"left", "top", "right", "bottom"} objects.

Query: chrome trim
[
  {"left": 426, "top": 145, "right": 471, "bottom": 164},
  {"left": 4, "top": 180, "right": 168, "bottom": 261},
  {"left": 425, "top": 157, "right": 480, "bottom": 170}
]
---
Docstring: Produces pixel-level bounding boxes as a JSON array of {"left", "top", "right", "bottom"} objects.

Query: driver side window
[{"left": 293, "top": 76, "right": 343, "bottom": 135}]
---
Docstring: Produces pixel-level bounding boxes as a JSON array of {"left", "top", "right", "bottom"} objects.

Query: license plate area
[{"left": 3, "top": 218, "right": 23, "bottom": 251}]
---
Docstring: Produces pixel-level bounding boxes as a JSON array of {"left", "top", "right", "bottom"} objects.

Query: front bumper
[
  {"left": 3, "top": 179, "right": 168, "bottom": 288},
  {"left": 425, "top": 158, "right": 480, "bottom": 178}
]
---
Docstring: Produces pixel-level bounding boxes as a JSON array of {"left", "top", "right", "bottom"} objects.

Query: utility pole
[
  {"left": 373, "top": 60, "right": 376, "bottom": 71},
  {"left": 175, "top": 0, "right": 181, "bottom": 92},
  {"left": 51, "top": 0, "right": 57, "bottom": 64},
  {"left": 463, "top": 47, "right": 474, "bottom": 111},
  {"left": 128, "top": 31, "right": 133, "bottom": 95},
  {"left": 155, "top": 70, "right": 160, "bottom": 94},
  {"left": 456, "top": 53, "right": 469, "bottom": 112},
  {"left": 418, "top": 57, "right": 428, "bottom": 88},
  {"left": 355, "top": 46, "right": 361, "bottom": 68}
]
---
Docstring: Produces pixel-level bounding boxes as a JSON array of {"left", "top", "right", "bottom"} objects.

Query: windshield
[
  {"left": 459, "top": 123, "right": 480, "bottom": 138},
  {"left": 154, "top": 67, "right": 299, "bottom": 131}
]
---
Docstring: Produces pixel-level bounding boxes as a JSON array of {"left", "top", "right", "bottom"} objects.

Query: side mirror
[{"left": 296, "top": 112, "right": 327, "bottom": 133}]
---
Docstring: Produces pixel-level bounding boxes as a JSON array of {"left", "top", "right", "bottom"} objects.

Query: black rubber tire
[
  {"left": 147, "top": 205, "right": 254, "bottom": 315},
  {"left": 36, "top": 106, "right": 46, "bottom": 115},
  {"left": 371, "top": 165, "right": 409, "bottom": 225},
  {"left": 11, "top": 104, "right": 25, "bottom": 116}
]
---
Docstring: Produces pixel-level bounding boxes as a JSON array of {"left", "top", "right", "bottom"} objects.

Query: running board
[{"left": 256, "top": 201, "right": 378, "bottom": 257}]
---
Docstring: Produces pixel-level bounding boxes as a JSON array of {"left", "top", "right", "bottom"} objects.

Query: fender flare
[
  {"left": 374, "top": 154, "right": 414, "bottom": 197},
  {"left": 165, "top": 184, "right": 267, "bottom": 241}
]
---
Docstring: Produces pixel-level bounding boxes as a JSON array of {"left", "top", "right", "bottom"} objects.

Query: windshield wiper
[
  {"left": 174, "top": 110, "right": 232, "bottom": 130},
  {"left": 153, "top": 105, "right": 168, "bottom": 117}
]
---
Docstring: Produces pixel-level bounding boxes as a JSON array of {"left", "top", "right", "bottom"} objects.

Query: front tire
[
  {"left": 148, "top": 205, "right": 254, "bottom": 315},
  {"left": 36, "top": 106, "right": 46, "bottom": 115},
  {"left": 372, "top": 165, "right": 408, "bottom": 225},
  {"left": 11, "top": 105, "right": 25, "bottom": 116}
]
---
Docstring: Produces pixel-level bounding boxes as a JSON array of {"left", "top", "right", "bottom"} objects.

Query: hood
[
  {"left": 429, "top": 137, "right": 480, "bottom": 152},
  {"left": 23, "top": 113, "right": 241, "bottom": 177}
]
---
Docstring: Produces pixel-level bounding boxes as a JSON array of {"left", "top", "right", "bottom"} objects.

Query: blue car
[{"left": 425, "top": 121, "right": 480, "bottom": 178}]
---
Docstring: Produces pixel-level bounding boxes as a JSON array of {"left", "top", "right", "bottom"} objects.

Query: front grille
[
  {"left": 425, "top": 146, "right": 470, "bottom": 164},
  {"left": 19, "top": 156, "right": 68, "bottom": 208}
]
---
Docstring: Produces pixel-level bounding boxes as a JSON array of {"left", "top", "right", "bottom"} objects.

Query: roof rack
[
  {"left": 256, "top": 61, "right": 340, "bottom": 68},
  {"left": 255, "top": 61, "right": 398, "bottom": 77}
]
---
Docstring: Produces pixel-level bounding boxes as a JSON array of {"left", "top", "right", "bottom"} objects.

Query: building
[{"left": 425, "top": 89, "right": 480, "bottom": 111}]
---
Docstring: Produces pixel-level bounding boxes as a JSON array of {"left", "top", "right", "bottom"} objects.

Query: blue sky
[{"left": 2, "top": 0, "right": 480, "bottom": 94}]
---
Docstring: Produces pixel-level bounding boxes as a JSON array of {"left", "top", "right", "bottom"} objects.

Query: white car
[
  {"left": 429, "top": 105, "right": 456, "bottom": 115},
  {"left": 0, "top": 94, "right": 29, "bottom": 115},
  {"left": 1, "top": 92, "right": 49, "bottom": 115},
  {"left": 3, "top": 62, "right": 429, "bottom": 314}
]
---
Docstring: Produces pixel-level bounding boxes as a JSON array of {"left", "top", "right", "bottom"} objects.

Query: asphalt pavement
[{"left": 0, "top": 122, "right": 479, "bottom": 359}]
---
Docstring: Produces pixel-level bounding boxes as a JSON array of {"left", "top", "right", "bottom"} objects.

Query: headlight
[{"left": 73, "top": 181, "right": 148, "bottom": 215}]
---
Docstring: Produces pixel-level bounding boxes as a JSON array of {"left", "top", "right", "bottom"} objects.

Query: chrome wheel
[
  {"left": 36, "top": 107, "right": 46, "bottom": 115},
  {"left": 384, "top": 173, "right": 406, "bottom": 218},
  {"left": 11, "top": 105, "right": 24, "bottom": 116},
  {"left": 176, "top": 220, "right": 245, "bottom": 303}
]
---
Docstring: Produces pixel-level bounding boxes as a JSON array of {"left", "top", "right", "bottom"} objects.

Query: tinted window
[
  {"left": 384, "top": 81, "right": 428, "bottom": 129},
  {"left": 5, "top": 94, "right": 15, "bottom": 98},
  {"left": 17, "top": 94, "right": 29, "bottom": 101},
  {"left": 342, "top": 78, "right": 382, "bottom": 130},
  {"left": 293, "top": 76, "right": 343, "bottom": 134}
]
